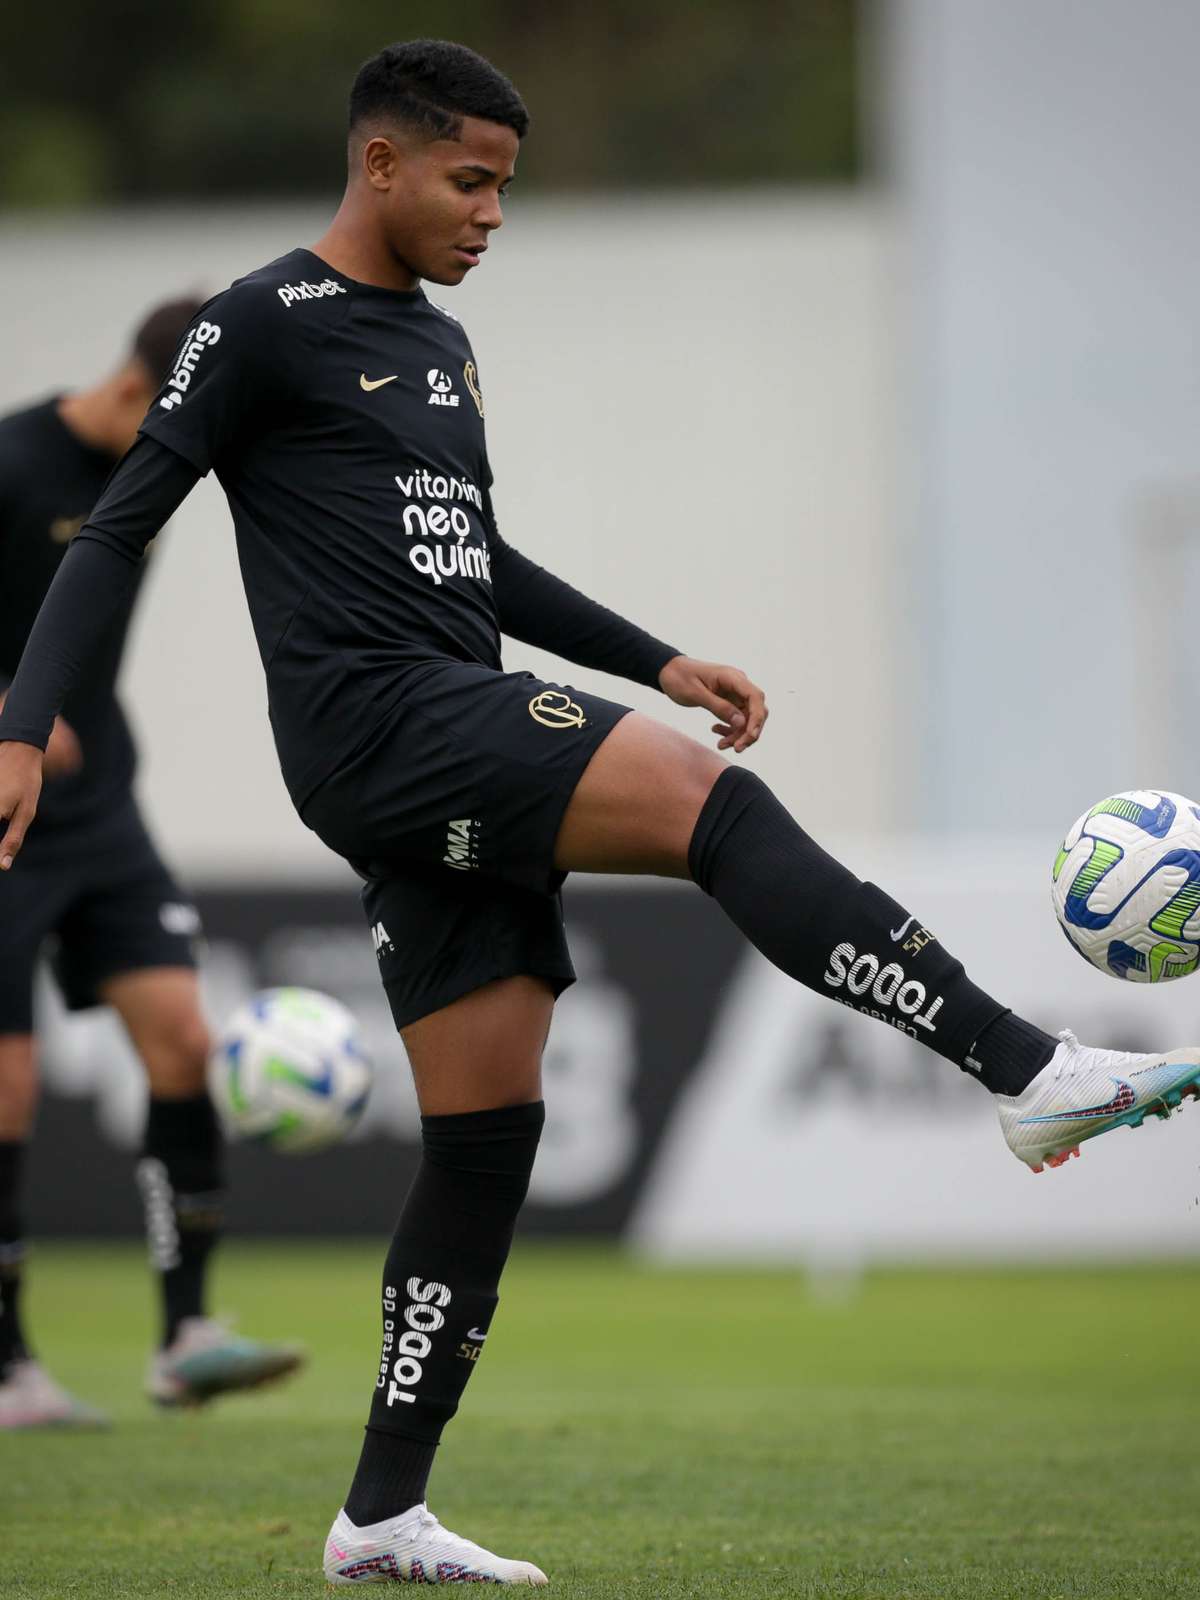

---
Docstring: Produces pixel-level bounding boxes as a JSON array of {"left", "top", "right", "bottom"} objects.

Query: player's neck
[{"left": 311, "top": 199, "right": 421, "bottom": 295}]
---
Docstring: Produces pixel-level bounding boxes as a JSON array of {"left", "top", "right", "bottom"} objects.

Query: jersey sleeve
[
  {"left": 137, "top": 282, "right": 293, "bottom": 475},
  {"left": 485, "top": 488, "right": 681, "bottom": 690}
]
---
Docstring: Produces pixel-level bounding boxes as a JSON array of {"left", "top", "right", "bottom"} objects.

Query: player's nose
[{"left": 475, "top": 194, "right": 504, "bottom": 230}]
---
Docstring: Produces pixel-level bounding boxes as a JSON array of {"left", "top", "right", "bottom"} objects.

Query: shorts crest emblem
[{"left": 528, "top": 690, "right": 587, "bottom": 730}]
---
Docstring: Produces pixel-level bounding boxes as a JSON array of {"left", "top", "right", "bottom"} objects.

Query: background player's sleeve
[
  {"left": 0, "top": 439, "right": 197, "bottom": 749},
  {"left": 485, "top": 490, "right": 681, "bottom": 690},
  {"left": 137, "top": 282, "right": 286, "bottom": 475}
]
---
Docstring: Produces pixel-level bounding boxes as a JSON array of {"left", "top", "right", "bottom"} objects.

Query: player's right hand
[{"left": 0, "top": 741, "right": 44, "bottom": 870}]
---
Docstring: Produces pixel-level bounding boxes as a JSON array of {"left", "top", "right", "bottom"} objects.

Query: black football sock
[
  {"left": 138, "top": 1095, "right": 225, "bottom": 1348},
  {"left": 964, "top": 1010, "right": 1057, "bottom": 1097},
  {"left": 689, "top": 768, "right": 1055, "bottom": 1095},
  {"left": 344, "top": 1099, "right": 545, "bottom": 1528},
  {"left": 0, "top": 1141, "right": 30, "bottom": 1374}
]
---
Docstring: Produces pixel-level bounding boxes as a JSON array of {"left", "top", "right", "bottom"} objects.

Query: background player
[
  {"left": 1, "top": 39, "right": 1198, "bottom": 1582},
  {"left": 0, "top": 301, "right": 302, "bottom": 1428}
]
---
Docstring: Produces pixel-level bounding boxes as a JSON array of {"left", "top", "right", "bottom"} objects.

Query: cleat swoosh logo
[
  {"left": 1020, "top": 1076, "right": 1136, "bottom": 1125},
  {"left": 360, "top": 373, "right": 398, "bottom": 391}
]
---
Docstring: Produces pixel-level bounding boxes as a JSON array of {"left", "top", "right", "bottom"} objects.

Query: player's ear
[{"left": 361, "top": 134, "right": 398, "bottom": 191}]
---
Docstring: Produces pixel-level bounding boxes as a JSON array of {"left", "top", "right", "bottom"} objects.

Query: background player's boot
[
  {"left": 0, "top": 1358, "right": 109, "bottom": 1429},
  {"left": 324, "top": 1504, "right": 548, "bottom": 1586},
  {"left": 146, "top": 1315, "right": 304, "bottom": 1407},
  {"left": 997, "top": 1029, "right": 1200, "bottom": 1172}
]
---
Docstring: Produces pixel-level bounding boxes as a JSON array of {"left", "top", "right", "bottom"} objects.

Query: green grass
[{"left": 3, "top": 1245, "right": 1199, "bottom": 1598}]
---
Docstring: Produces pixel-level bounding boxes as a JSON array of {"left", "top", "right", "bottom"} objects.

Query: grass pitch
[{"left": 3, "top": 1244, "right": 1199, "bottom": 1598}]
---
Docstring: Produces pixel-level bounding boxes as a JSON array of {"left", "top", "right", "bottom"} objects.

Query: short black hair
[
  {"left": 131, "top": 295, "right": 207, "bottom": 387},
  {"left": 349, "top": 39, "right": 529, "bottom": 143}
]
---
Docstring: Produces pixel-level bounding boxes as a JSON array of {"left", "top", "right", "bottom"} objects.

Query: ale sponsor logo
[{"left": 427, "top": 368, "right": 460, "bottom": 408}]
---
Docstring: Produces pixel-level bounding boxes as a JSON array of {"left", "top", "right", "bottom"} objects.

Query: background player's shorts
[
  {"left": 0, "top": 795, "right": 200, "bottom": 1034},
  {"left": 301, "top": 663, "right": 632, "bottom": 1028}
]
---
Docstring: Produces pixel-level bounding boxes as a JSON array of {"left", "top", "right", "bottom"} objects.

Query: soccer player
[
  {"left": 0, "top": 39, "right": 1196, "bottom": 1580},
  {"left": 0, "top": 301, "right": 303, "bottom": 1428}
]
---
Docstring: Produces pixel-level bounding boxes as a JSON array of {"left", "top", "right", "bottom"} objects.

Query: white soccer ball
[
  {"left": 208, "top": 986, "right": 372, "bottom": 1153},
  {"left": 1051, "top": 790, "right": 1200, "bottom": 982}
]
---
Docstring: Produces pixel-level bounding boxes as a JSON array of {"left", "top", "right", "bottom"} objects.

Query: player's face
[{"left": 379, "top": 117, "right": 519, "bottom": 289}]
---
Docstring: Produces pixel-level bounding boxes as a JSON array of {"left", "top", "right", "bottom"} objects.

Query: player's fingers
[
  {"left": 0, "top": 802, "right": 32, "bottom": 870},
  {"left": 736, "top": 687, "right": 769, "bottom": 751},
  {"left": 696, "top": 686, "right": 743, "bottom": 727}
]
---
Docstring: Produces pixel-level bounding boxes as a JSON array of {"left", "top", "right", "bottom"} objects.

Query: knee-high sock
[
  {"left": 689, "top": 768, "right": 1055, "bottom": 1095},
  {"left": 345, "top": 1100, "right": 545, "bottom": 1527},
  {"left": 0, "top": 1141, "right": 29, "bottom": 1372},
  {"left": 138, "top": 1095, "right": 225, "bottom": 1347}
]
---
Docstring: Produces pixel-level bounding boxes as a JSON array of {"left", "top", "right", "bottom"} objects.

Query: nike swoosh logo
[
  {"left": 360, "top": 373, "right": 398, "bottom": 391},
  {"left": 466, "top": 1328, "right": 487, "bottom": 1342},
  {"left": 890, "top": 916, "right": 916, "bottom": 942},
  {"left": 1020, "top": 1077, "right": 1136, "bottom": 1124}
]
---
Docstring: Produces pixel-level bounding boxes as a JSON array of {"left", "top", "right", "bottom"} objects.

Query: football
[
  {"left": 208, "top": 986, "right": 372, "bottom": 1153},
  {"left": 1051, "top": 790, "right": 1200, "bottom": 982}
]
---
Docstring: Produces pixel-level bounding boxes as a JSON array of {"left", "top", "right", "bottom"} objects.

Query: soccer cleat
[
  {"left": 323, "top": 1504, "right": 549, "bottom": 1586},
  {"left": 0, "top": 1359, "right": 109, "bottom": 1430},
  {"left": 997, "top": 1029, "right": 1200, "bottom": 1172},
  {"left": 146, "top": 1316, "right": 304, "bottom": 1407}
]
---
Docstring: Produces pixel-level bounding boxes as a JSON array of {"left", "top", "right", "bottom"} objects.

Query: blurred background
[{"left": 4, "top": 0, "right": 1200, "bottom": 1262}]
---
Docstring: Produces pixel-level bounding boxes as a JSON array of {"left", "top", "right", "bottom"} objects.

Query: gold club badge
[
  {"left": 528, "top": 690, "right": 586, "bottom": 730},
  {"left": 463, "top": 360, "right": 485, "bottom": 418}
]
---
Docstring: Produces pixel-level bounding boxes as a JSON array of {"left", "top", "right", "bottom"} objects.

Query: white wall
[
  {"left": 0, "top": 194, "right": 898, "bottom": 880},
  {"left": 888, "top": 0, "right": 1200, "bottom": 833}
]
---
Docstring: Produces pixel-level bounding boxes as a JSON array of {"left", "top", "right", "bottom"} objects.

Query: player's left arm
[{"left": 487, "top": 510, "right": 767, "bottom": 754}]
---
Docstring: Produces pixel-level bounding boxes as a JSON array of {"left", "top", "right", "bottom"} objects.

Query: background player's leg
[
  {"left": 0, "top": 1034, "right": 106, "bottom": 1427},
  {"left": 0, "top": 1035, "right": 38, "bottom": 1378},
  {"left": 555, "top": 714, "right": 1055, "bottom": 1095},
  {"left": 101, "top": 966, "right": 303, "bottom": 1404},
  {"left": 342, "top": 976, "right": 549, "bottom": 1529},
  {"left": 100, "top": 968, "right": 222, "bottom": 1348}
]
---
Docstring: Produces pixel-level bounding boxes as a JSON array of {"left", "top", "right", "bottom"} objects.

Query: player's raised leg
[
  {"left": 555, "top": 713, "right": 1200, "bottom": 1170},
  {"left": 101, "top": 967, "right": 304, "bottom": 1405},
  {"left": 0, "top": 1034, "right": 108, "bottom": 1428},
  {"left": 324, "top": 976, "right": 549, "bottom": 1586}
]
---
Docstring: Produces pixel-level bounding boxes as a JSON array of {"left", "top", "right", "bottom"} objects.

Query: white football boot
[
  {"left": 997, "top": 1029, "right": 1200, "bottom": 1172},
  {"left": 146, "top": 1316, "right": 304, "bottom": 1407},
  {"left": 324, "top": 1504, "right": 548, "bottom": 1586},
  {"left": 0, "top": 1358, "right": 109, "bottom": 1430}
]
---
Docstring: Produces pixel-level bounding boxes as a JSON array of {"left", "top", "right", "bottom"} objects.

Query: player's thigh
[
  {"left": 98, "top": 967, "right": 211, "bottom": 1097},
  {"left": 0, "top": 1035, "right": 38, "bottom": 1139},
  {"left": 0, "top": 844, "right": 73, "bottom": 1130},
  {"left": 401, "top": 975, "right": 554, "bottom": 1116},
  {"left": 364, "top": 865, "right": 570, "bottom": 1113},
  {"left": 553, "top": 712, "right": 727, "bottom": 877}
]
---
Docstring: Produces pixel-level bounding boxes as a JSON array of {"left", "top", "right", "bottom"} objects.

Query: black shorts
[
  {"left": 301, "top": 662, "right": 631, "bottom": 1028},
  {"left": 0, "top": 795, "right": 200, "bottom": 1034}
]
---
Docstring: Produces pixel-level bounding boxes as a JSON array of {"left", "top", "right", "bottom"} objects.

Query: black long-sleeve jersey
[
  {"left": 0, "top": 398, "right": 139, "bottom": 827},
  {"left": 0, "top": 249, "right": 679, "bottom": 812}
]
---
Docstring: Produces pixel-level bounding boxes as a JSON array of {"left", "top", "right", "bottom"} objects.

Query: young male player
[
  {"left": 1, "top": 39, "right": 1197, "bottom": 1580},
  {"left": 0, "top": 301, "right": 302, "bottom": 1428}
]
